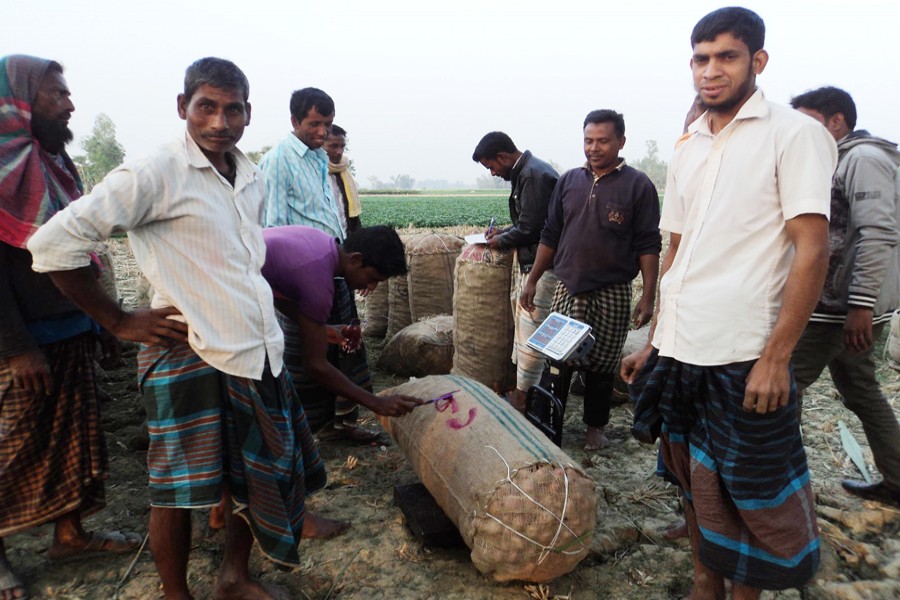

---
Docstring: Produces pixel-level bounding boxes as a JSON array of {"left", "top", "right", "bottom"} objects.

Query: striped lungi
[
  {"left": 278, "top": 278, "right": 371, "bottom": 431},
  {"left": 643, "top": 354, "right": 819, "bottom": 589},
  {"left": 137, "top": 342, "right": 326, "bottom": 566},
  {"left": 550, "top": 281, "right": 631, "bottom": 373},
  {"left": 0, "top": 332, "right": 106, "bottom": 536}
]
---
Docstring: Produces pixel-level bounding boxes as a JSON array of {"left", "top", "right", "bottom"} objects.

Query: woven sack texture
[
  {"left": 361, "top": 280, "right": 389, "bottom": 338},
  {"left": 376, "top": 315, "right": 454, "bottom": 377},
  {"left": 406, "top": 233, "right": 465, "bottom": 322},
  {"left": 451, "top": 244, "right": 516, "bottom": 391},
  {"left": 379, "top": 374, "right": 597, "bottom": 582}
]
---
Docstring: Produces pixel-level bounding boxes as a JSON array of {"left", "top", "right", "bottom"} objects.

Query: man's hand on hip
[
  {"left": 6, "top": 349, "right": 53, "bottom": 395},
  {"left": 109, "top": 306, "right": 189, "bottom": 346}
]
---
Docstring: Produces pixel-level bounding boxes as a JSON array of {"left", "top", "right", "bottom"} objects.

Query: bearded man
[{"left": 0, "top": 54, "right": 139, "bottom": 600}]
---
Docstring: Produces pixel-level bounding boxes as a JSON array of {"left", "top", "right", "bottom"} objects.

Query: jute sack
[
  {"left": 406, "top": 233, "right": 464, "bottom": 322},
  {"left": 379, "top": 374, "right": 596, "bottom": 582},
  {"left": 385, "top": 274, "right": 412, "bottom": 341},
  {"left": 362, "top": 281, "right": 389, "bottom": 338},
  {"left": 376, "top": 315, "right": 454, "bottom": 377},
  {"left": 888, "top": 310, "right": 900, "bottom": 370},
  {"left": 385, "top": 234, "right": 418, "bottom": 341},
  {"left": 452, "top": 244, "right": 516, "bottom": 391}
]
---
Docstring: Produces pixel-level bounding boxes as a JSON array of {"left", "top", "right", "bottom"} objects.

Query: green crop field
[{"left": 360, "top": 191, "right": 508, "bottom": 228}]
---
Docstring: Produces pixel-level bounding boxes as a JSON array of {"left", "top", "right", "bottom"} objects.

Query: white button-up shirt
[
  {"left": 653, "top": 90, "right": 837, "bottom": 366},
  {"left": 28, "top": 132, "right": 284, "bottom": 379}
]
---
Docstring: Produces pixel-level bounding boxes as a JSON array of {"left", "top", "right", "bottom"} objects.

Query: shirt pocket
[{"left": 601, "top": 201, "right": 631, "bottom": 234}]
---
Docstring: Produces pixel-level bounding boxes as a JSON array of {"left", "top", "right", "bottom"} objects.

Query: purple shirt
[{"left": 261, "top": 225, "right": 339, "bottom": 323}]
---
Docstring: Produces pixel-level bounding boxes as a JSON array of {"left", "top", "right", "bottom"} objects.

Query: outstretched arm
[{"left": 289, "top": 308, "right": 423, "bottom": 417}]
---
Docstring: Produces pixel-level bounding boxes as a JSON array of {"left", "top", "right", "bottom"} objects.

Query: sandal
[{"left": 46, "top": 530, "right": 143, "bottom": 563}]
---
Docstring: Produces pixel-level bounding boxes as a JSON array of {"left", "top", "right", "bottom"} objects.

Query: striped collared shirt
[
  {"left": 259, "top": 134, "right": 345, "bottom": 240},
  {"left": 28, "top": 132, "right": 284, "bottom": 380}
]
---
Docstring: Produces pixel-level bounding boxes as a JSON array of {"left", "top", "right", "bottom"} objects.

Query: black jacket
[{"left": 495, "top": 151, "right": 559, "bottom": 272}]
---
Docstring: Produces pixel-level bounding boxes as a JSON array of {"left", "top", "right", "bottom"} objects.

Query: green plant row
[{"left": 360, "top": 193, "right": 509, "bottom": 228}]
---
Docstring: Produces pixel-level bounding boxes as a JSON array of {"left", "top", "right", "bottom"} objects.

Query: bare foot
[
  {"left": 215, "top": 579, "right": 291, "bottom": 600},
  {"left": 687, "top": 571, "right": 726, "bottom": 600},
  {"left": 584, "top": 426, "right": 610, "bottom": 451},
  {"left": 302, "top": 512, "right": 350, "bottom": 539},
  {"left": 0, "top": 552, "right": 27, "bottom": 600},
  {"left": 660, "top": 519, "right": 689, "bottom": 540}
]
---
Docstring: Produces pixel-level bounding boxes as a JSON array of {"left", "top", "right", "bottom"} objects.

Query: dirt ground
[{"left": 6, "top": 236, "right": 899, "bottom": 600}]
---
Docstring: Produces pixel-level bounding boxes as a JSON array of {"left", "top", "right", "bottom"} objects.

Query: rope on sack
[
  {"left": 409, "top": 232, "right": 456, "bottom": 255},
  {"left": 483, "top": 446, "right": 589, "bottom": 564}
]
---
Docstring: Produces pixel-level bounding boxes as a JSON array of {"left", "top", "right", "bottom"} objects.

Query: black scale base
[{"left": 393, "top": 483, "right": 465, "bottom": 548}]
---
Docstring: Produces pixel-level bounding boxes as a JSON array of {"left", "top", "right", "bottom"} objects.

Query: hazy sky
[{"left": 5, "top": 0, "right": 899, "bottom": 187}]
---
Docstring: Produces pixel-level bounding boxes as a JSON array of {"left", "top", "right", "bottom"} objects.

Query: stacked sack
[
  {"left": 452, "top": 244, "right": 516, "bottom": 391},
  {"left": 377, "top": 315, "right": 454, "bottom": 377},
  {"left": 362, "top": 282, "right": 389, "bottom": 338},
  {"left": 406, "top": 232, "right": 465, "bottom": 322}
]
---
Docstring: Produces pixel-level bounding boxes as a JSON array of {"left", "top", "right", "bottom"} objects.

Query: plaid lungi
[
  {"left": 138, "top": 342, "right": 326, "bottom": 566},
  {"left": 0, "top": 332, "right": 106, "bottom": 536},
  {"left": 550, "top": 281, "right": 631, "bottom": 373},
  {"left": 642, "top": 354, "right": 819, "bottom": 589},
  {"left": 278, "top": 278, "right": 371, "bottom": 431}
]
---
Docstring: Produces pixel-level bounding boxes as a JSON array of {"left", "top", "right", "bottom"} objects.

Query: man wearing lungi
[
  {"left": 521, "top": 110, "right": 661, "bottom": 451},
  {"left": 259, "top": 87, "right": 378, "bottom": 443},
  {"left": 28, "top": 57, "right": 410, "bottom": 600},
  {"left": 472, "top": 132, "right": 560, "bottom": 412},
  {"left": 622, "top": 7, "right": 837, "bottom": 598},
  {"left": 0, "top": 54, "right": 140, "bottom": 600}
]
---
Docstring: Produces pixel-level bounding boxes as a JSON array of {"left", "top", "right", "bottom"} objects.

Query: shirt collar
[
  {"left": 581, "top": 157, "right": 626, "bottom": 180},
  {"left": 690, "top": 88, "right": 769, "bottom": 136},
  {"left": 182, "top": 131, "right": 255, "bottom": 187},
  {"left": 286, "top": 133, "right": 328, "bottom": 164}
]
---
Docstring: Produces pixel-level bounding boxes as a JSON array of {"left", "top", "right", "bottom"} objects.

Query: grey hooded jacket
[{"left": 812, "top": 130, "right": 900, "bottom": 322}]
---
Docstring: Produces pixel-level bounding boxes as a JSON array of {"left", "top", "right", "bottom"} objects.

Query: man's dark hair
[
  {"left": 290, "top": 88, "right": 334, "bottom": 122},
  {"left": 472, "top": 132, "right": 518, "bottom": 162},
  {"left": 790, "top": 86, "right": 857, "bottom": 131},
  {"left": 583, "top": 109, "right": 625, "bottom": 138},
  {"left": 330, "top": 124, "right": 347, "bottom": 137},
  {"left": 343, "top": 226, "right": 408, "bottom": 277},
  {"left": 183, "top": 57, "right": 249, "bottom": 101},
  {"left": 691, "top": 7, "right": 765, "bottom": 54}
]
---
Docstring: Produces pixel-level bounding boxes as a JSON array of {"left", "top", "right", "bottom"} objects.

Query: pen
[
  {"left": 423, "top": 390, "right": 460, "bottom": 405},
  {"left": 487, "top": 217, "right": 495, "bottom": 238}
]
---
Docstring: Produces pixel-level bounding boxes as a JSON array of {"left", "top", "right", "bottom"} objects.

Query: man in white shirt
[
  {"left": 28, "top": 58, "right": 419, "bottom": 600},
  {"left": 621, "top": 7, "right": 837, "bottom": 598}
]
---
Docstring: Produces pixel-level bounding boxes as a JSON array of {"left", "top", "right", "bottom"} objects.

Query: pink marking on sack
[{"left": 448, "top": 408, "right": 477, "bottom": 429}]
